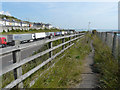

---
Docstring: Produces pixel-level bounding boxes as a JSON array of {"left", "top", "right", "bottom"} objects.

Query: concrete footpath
[{"left": 75, "top": 40, "right": 98, "bottom": 88}]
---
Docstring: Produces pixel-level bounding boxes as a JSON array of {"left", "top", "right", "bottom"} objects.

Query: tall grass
[
  {"left": 2, "top": 34, "right": 91, "bottom": 88},
  {"left": 92, "top": 35, "right": 119, "bottom": 88}
]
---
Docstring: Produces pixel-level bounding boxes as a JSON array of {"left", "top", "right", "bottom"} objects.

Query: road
[
  {"left": 0, "top": 35, "right": 62, "bottom": 69},
  {"left": 0, "top": 39, "right": 48, "bottom": 69},
  {"left": 0, "top": 34, "right": 74, "bottom": 70}
]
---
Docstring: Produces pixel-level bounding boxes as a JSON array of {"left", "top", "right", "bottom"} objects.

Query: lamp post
[{"left": 88, "top": 22, "right": 91, "bottom": 32}]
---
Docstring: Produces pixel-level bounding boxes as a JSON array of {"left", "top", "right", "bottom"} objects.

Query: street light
[{"left": 88, "top": 22, "right": 91, "bottom": 32}]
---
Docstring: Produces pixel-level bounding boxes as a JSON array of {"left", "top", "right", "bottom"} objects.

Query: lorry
[
  {"left": 55, "top": 32, "right": 62, "bottom": 36},
  {"left": 0, "top": 34, "right": 34, "bottom": 46},
  {"left": 46, "top": 32, "right": 55, "bottom": 38},
  {"left": 33, "top": 32, "right": 46, "bottom": 40},
  {"left": 7, "top": 34, "right": 34, "bottom": 45}
]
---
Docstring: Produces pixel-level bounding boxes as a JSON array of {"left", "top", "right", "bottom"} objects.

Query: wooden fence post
[
  {"left": 105, "top": 32, "right": 108, "bottom": 43},
  {"left": 69, "top": 36, "right": 71, "bottom": 45},
  {"left": 62, "top": 37, "right": 65, "bottom": 49},
  {"left": 101, "top": 32, "right": 104, "bottom": 41},
  {"left": 12, "top": 40, "right": 23, "bottom": 88},
  {"left": 49, "top": 36, "right": 53, "bottom": 58},
  {"left": 112, "top": 32, "right": 117, "bottom": 59}
]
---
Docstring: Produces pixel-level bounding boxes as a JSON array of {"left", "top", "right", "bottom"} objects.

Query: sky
[{"left": 0, "top": 2, "right": 118, "bottom": 30}]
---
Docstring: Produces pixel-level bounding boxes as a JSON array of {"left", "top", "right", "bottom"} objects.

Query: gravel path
[{"left": 75, "top": 40, "right": 98, "bottom": 88}]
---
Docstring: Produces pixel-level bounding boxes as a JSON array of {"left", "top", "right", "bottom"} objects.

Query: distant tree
[
  {"left": 29, "top": 29, "right": 32, "bottom": 31},
  {"left": 25, "top": 30, "right": 28, "bottom": 32},
  {"left": 3, "top": 30, "right": 6, "bottom": 33},
  {"left": 44, "top": 27, "right": 48, "bottom": 30},
  {"left": 21, "top": 29, "right": 24, "bottom": 32},
  {"left": 16, "top": 29, "right": 20, "bottom": 32},
  {"left": 92, "top": 30, "right": 97, "bottom": 34},
  {"left": 7, "top": 29, "right": 10, "bottom": 32}
]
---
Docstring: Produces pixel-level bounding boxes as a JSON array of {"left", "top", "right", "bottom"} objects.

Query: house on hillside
[
  {"left": 33, "top": 23, "right": 46, "bottom": 29},
  {"left": 45, "top": 24, "right": 53, "bottom": 29}
]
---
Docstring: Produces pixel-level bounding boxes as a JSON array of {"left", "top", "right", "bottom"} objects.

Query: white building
[{"left": 45, "top": 24, "right": 53, "bottom": 29}]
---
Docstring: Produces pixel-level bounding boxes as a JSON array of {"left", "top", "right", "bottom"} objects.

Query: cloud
[{"left": 0, "top": 11, "right": 11, "bottom": 16}]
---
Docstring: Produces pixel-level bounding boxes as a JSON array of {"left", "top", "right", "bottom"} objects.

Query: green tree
[
  {"left": 92, "top": 30, "right": 97, "bottom": 34},
  {"left": 3, "top": 30, "right": 6, "bottom": 33},
  {"left": 7, "top": 29, "right": 10, "bottom": 32}
]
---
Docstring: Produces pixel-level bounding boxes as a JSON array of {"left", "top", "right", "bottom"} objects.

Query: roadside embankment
[{"left": 31, "top": 34, "right": 91, "bottom": 88}]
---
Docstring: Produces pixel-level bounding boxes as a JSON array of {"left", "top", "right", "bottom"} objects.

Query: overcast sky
[{"left": 1, "top": 2, "right": 118, "bottom": 30}]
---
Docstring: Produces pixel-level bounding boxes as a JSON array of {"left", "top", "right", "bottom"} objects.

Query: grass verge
[
  {"left": 2, "top": 34, "right": 91, "bottom": 88},
  {"left": 31, "top": 34, "right": 91, "bottom": 88}
]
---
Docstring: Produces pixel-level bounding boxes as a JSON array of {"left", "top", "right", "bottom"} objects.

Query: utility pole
[{"left": 88, "top": 22, "right": 91, "bottom": 32}]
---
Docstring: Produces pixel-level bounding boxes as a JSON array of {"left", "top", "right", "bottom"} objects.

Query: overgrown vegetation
[
  {"left": 0, "top": 15, "right": 22, "bottom": 22},
  {"left": 92, "top": 34, "right": 119, "bottom": 88},
  {"left": 32, "top": 34, "right": 91, "bottom": 88},
  {"left": 2, "top": 36, "right": 71, "bottom": 88},
  {"left": 2, "top": 33, "right": 91, "bottom": 88}
]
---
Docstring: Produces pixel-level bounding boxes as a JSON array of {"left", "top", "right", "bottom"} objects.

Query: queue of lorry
[{"left": 0, "top": 31, "right": 74, "bottom": 48}]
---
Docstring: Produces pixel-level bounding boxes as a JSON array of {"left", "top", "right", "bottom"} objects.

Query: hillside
[{"left": 0, "top": 14, "right": 30, "bottom": 23}]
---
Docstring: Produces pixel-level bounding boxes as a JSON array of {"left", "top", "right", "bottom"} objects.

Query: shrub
[
  {"left": 93, "top": 35, "right": 119, "bottom": 88},
  {"left": 3, "top": 30, "right": 6, "bottom": 33}
]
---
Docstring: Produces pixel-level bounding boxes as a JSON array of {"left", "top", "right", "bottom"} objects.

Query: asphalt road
[
  {"left": 0, "top": 35, "right": 69, "bottom": 70},
  {"left": 0, "top": 37, "right": 51, "bottom": 69}
]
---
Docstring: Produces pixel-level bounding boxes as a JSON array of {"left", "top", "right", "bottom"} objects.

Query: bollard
[{"left": 12, "top": 40, "right": 23, "bottom": 88}]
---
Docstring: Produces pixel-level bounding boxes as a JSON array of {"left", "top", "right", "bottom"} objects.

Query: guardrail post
[
  {"left": 12, "top": 40, "right": 23, "bottom": 88},
  {"left": 49, "top": 36, "right": 53, "bottom": 58},
  {"left": 62, "top": 37, "right": 65, "bottom": 49},
  {"left": 112, "top": 32, "right": 117, "bottom": 59}
]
